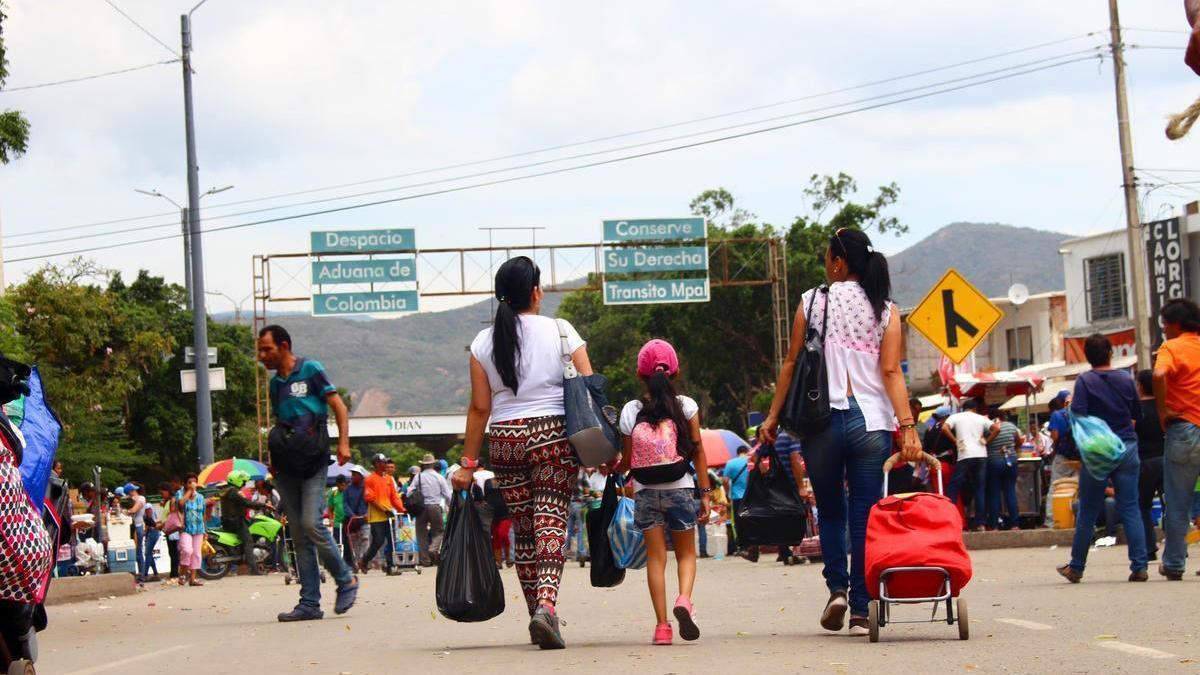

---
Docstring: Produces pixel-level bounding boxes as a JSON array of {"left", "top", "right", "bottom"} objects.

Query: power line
[
  {"left": 103, "top": 0, "right": 180, "bottom": 58},
  {"left": 6, "top": 30, "right": 1104, "bottom": 240},
  {"left": 9, "top": 47, "right": 1106, "bottom": 250},
  {"left": 5, "top": 54, "right": 1099, "bottom": 264},
  {"left": 0, "top": 59, "right": 178, "bottom": 93},
  {"left": 1123, "top": 27, "right": 1191, "bottom": 35}
]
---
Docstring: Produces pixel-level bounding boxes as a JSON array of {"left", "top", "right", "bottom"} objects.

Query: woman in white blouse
[{"left": 760, "top": 228, "right": 922, "bottom": 637}]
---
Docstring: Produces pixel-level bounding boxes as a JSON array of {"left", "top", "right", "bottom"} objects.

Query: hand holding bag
[
  {"left": 735, "top": 447, "right": 809, "bottom": 547},
  {"left": 587, "top": 474, "right": 626, "bottom": 587},
  {"left": 780, "top": 286, "right": 831, "bottom": 438},
  {"left": 558, "top": 319, "right": 620, "bottom": 467},
  {"left": 435, "top": 492, "right": 506, "bottom": 622}
]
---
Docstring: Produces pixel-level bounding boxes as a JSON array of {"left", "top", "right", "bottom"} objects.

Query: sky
[{"left": 2, "top": 1, "right": 1198, "bottom": 316}]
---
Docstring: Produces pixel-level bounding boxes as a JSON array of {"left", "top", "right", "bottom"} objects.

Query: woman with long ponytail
[
  {"left": 452, "top": 256, "right": 594, "bottom": 650},
  {"left": 760, "top": 227, "right": 922, "bottom": 637}
]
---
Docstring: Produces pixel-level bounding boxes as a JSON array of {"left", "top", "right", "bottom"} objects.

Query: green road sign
[
  {"left": 311, "top": 228, "right": 416, "bottom": 254},
  {"left": 312, "top": 290, "right": 419, "bottom": 316},
  {"left": 312, "top": 258, "right": 416, "bottom": 284},
  {"left": 603, "top": 278, "right": 709, "bottom": 305},
  {"left": 602, "top": 217, "right": 705, "bottom": 242},
  {"left": 603, "top": 245, "right": 708, "bottom": 274}
]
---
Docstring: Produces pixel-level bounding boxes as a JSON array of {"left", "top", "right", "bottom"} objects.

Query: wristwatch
[{"left": 459, "top": 456, "right": 479, "bottom": 469}]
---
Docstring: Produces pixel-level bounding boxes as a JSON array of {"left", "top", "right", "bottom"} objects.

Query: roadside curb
[{"left": 45, "top": 573, "right": 137, "bottom": 606}]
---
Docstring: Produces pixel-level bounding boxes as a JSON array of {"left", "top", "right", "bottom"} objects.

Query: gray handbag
[{"left": 557, "top": 319, "right": 620, "bottom": 467}]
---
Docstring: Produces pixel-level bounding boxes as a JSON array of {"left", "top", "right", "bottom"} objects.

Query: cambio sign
[{"left": 1143, "top": 216, "right": 1190, "bottom": 349}]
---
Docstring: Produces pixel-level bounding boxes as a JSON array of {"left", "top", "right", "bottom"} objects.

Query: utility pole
[
  {"left": 181, "top": 208, "right": 192, "bottom": 311},
  {"left": 181, "top": 2, "right": 214, "bottom": 469},
  {"left": 1108, "top": 0, "right": 1152, "bottom": 369}
]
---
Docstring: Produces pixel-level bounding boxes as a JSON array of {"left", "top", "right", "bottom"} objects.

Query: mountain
[
  {"left": 251, "top": 293, "right": 566, "bottom": 416},
  {"left": 887, "top": 222, "right": 1071, "bottom": 307}
]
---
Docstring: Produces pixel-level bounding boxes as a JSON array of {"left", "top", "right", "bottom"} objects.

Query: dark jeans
[
  {"left": 695, "top": 497, "right": 707, "bottom": 555},
  {"left": 341, "top": 522, "right": 356, "bottom": 568},
  {"left": 361, "top": 521, "right": 394, "bottom": 571},
  {"left": 143, "top": 527, "right": 161, "bottom": 576},
  {"left": 1069, "top": 440, "right": 1147, "bottom": 574},
  {"left": 1138, "top": 455, "right": 1163, "bottom": 557},
  {"left": 133, "top": 524, "right": 146, "bottom": 579},
  {"left": 223, "top": 519, "right": 258, "bottom": 570},
  {"left": 167, "top": 537, "right": 179, "bottom": 578},
  {"left": 800, "top": 398, "right": 890, "bottom": 617},
  {"left": 986, "top": 455, "right": 1019, "bottom": 529},
  {"left": 948, "top": 457, "right": 987, "bottom": 528}
]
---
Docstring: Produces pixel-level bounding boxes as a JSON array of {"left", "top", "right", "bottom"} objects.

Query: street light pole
[{"left": 181, "top": 1, "right": 213, "bottom": 469}]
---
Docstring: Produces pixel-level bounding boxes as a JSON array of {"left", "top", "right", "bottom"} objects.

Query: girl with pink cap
[{"left": 614, "top": 338, "right": 713, "bottom": 645}]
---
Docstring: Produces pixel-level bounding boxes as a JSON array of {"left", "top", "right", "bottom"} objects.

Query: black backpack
[{"left": 780, "top": 286, "right": 831, "bottom": 438}]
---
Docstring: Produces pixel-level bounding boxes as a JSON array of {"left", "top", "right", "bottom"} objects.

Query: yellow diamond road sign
[{"left": 907, "top": 268, "right": 1004, "bottom": 365}]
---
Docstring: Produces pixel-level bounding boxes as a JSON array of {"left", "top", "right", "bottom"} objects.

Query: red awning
[{"left": 949, "top": 369, "right": 1045, "bottom": 400}]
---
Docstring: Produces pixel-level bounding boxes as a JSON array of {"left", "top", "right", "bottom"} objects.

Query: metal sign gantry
[{"left": 250, "top": 237, "right": 788, "bottom": 458}]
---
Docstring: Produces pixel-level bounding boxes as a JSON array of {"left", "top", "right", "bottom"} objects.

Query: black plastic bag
[
  {"left": 735, "top": 446, "right": 808, "bottom": 546},
  {"left": 436, "top": 492, "right": 505, "bottom": 622},
  {"left": 587, "top": 474, "right": 626, "bottom": 588}
]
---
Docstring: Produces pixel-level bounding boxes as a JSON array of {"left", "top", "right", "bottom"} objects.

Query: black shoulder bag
[{"left": 780, "top": 286, "right": 831, "bottom": 438}]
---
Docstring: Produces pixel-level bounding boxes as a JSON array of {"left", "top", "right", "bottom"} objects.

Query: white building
[{"left": 1058, "top": 203, "right": 1199, "bottom": 362}]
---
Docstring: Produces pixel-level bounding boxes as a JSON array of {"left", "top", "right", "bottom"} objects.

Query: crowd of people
[{"left": 56, "top": 230, "right": 1200, "bottom": 652}]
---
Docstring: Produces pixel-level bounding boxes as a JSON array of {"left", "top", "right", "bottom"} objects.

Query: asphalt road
[{"left": 36, "top": 544, "right": 1200, "bottom": 674}]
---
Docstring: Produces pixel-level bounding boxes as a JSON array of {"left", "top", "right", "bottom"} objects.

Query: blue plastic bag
[
  {"left": 1069, "top": 413, "right": 1128, "bottom": 478},
  {"left": 606, "top": 496, "right": 646, "bottom": 570}
]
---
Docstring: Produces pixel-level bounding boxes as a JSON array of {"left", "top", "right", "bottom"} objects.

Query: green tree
[
  {"left": 0, "top": 3, "right": 30, "bottom": 164},
  {"left": 558, "top": 174, "right": 906, "bottom": 432}
]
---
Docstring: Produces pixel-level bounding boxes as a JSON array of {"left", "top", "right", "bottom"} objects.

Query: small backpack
[{"left": 629, "top": 416, "right": 690, "bottom": 485}]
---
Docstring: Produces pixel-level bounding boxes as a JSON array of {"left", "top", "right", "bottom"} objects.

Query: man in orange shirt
[
  {"left": 1152, "top": 298, "right": 1200, "bottom": 580},
  {"left": 361, "top": 454, "right": 405, "bottom": 575}
]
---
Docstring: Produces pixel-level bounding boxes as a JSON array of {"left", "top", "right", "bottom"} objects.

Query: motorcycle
[{"left": 200, "top": 513, "right": 283, "bottom": 580}]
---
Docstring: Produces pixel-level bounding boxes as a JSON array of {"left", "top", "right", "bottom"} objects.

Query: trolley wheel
[
  {"left": 8, "top": 658, "right": 35, "bottom": 675},
  {"left": 956, "top": 598, "right": 969, "bottom": 640},
  {"left": 415, "top": 567, "right": 422, "bottom": 575},
  {"left": 867, "top": 600, "right": 880, "bottom": 643}
]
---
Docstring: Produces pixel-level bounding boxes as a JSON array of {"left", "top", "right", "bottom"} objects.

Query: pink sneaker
[
  {"left": 673, "top": 596, "right": 700, "bottom": 641},
  {"left": 652, "top": 623, "right": 673, "bottom": 645}
]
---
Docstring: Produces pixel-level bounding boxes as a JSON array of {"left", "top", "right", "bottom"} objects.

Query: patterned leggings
[{"left": 489, "top": 415, "right": 578, "bottom": 615}]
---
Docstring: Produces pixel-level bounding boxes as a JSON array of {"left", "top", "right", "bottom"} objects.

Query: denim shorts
[{"left": 634, "top": 488, "right": 697, "bottom": 532}]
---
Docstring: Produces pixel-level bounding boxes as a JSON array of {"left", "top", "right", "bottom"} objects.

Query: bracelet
[{"left": 699, "top": 487, "right": 715, "bottom": 494}]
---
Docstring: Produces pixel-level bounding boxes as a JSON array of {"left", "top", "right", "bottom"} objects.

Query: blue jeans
[
  {"left": 276, "top": 471, "right": 353, "bottom": 608},
  {"left": 986, "top": 455, "right": 1019, "bottom": 529},
  {"left": 134, "top": 524, "right": 147, "bottom": 579},
  {"left": 1069, "top": 440, "right": 1147, "bottom": 574},
  {"left": 1162, "top": 421, "right": 1200, "bottom": 572},
  {"left": 567, "top": 502, "right": 585, "bottom": 555},
  {"left": 800, "top": 398, "right": 890, "bottom": 617},
  {"left": 948, "top": 457, "right": 987, "bottom": 528},
  {"left": 144, "top": 527, "right": 161, "bottom": 575}
]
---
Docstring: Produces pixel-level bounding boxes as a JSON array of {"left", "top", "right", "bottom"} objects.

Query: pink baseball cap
[{"left": 637, "top": 339, "right": 679, "bottom": 377}]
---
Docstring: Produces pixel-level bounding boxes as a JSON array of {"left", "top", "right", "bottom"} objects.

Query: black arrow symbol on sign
[{"left": 942, "top": 289, "right": 978, "bottom": 348}]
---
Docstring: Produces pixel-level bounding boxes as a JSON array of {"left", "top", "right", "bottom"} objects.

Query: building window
[
  {"left": 1085, "top": 254, "right": 1127, "bottom": 322},
  {"left": 1006, "top": 326, "right": 1033, "bottom": 369}
]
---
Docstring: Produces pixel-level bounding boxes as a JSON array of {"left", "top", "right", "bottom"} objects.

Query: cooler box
[
  {"left": 1051, "top": 494, "right": 1075, "bottom": 530},
  {"left": 106, "top": 544, "right": 137, "bottom": 574}
]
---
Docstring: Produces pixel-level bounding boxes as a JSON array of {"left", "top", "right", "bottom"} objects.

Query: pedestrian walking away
[
  {"left": 1151, "top": 299, "right": 1200, "bottom": 580},
  {"left": 615, "top": 338, "right": 712, "bottom": 645},
  {"left": 409, "top": 453, "right": 451, "bottom": 567},
  {"left": 258, "top": 324, "right": 359, "bottom": 622},
  {"left": 1056, "top": 334, "right": 1147, "bottom": 583},
  {"left": 983, "top": 407, "right": 1024, "bottom": 531},
  {"left": 452, "top": 256, "right": 591, "bottom": 650},
  {"left": 1134, "top": 369, "right": 1165, "bottom": 561},
  {"left": 759, "top": 227, "right": 923, "bottom": 637},
  {"left": 943, "top": 399, "right": 991, "bottom": 531}
]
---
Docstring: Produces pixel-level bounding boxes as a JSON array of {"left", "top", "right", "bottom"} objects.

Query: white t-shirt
[
  {"left": 945, "top": 411, "right": 992, "bottom": 461},
  {"left": 620, "top": 395, "right": 700, "bottom": 492},
  {"left": 471, "top": 315, "right": 585, "bottom": 422},
  {"left": 129, "top": 495, "right": 146, "bottom": 527}
]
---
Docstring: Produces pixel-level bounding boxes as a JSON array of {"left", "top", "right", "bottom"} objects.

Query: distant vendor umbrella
[
  {"left": 701, "top": 429, "right": 750, "bottom": 469},
  {"left": 327, "top": 460, "right": 364, "bottom": 485},
  {"left": 197, "top": 458, "right": 269, "bottom": 486}
]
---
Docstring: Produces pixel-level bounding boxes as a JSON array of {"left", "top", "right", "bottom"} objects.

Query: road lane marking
[
  {"left": 64, "top": 644, "right": 190, "bottom": 675},
  {"left": 996, "top": 618, "right": 1054, "bottom": 631},
  {"left": 1097, "top": 641, "right": 1176, "bottom": 660}
]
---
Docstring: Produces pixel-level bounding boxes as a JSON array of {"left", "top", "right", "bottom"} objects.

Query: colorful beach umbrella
[
  {"left": 197, "top": 457, "right": 269, "bottom": 486},
  {"left": 700, "top": 429, "right": 749, "bottom": 469}
]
